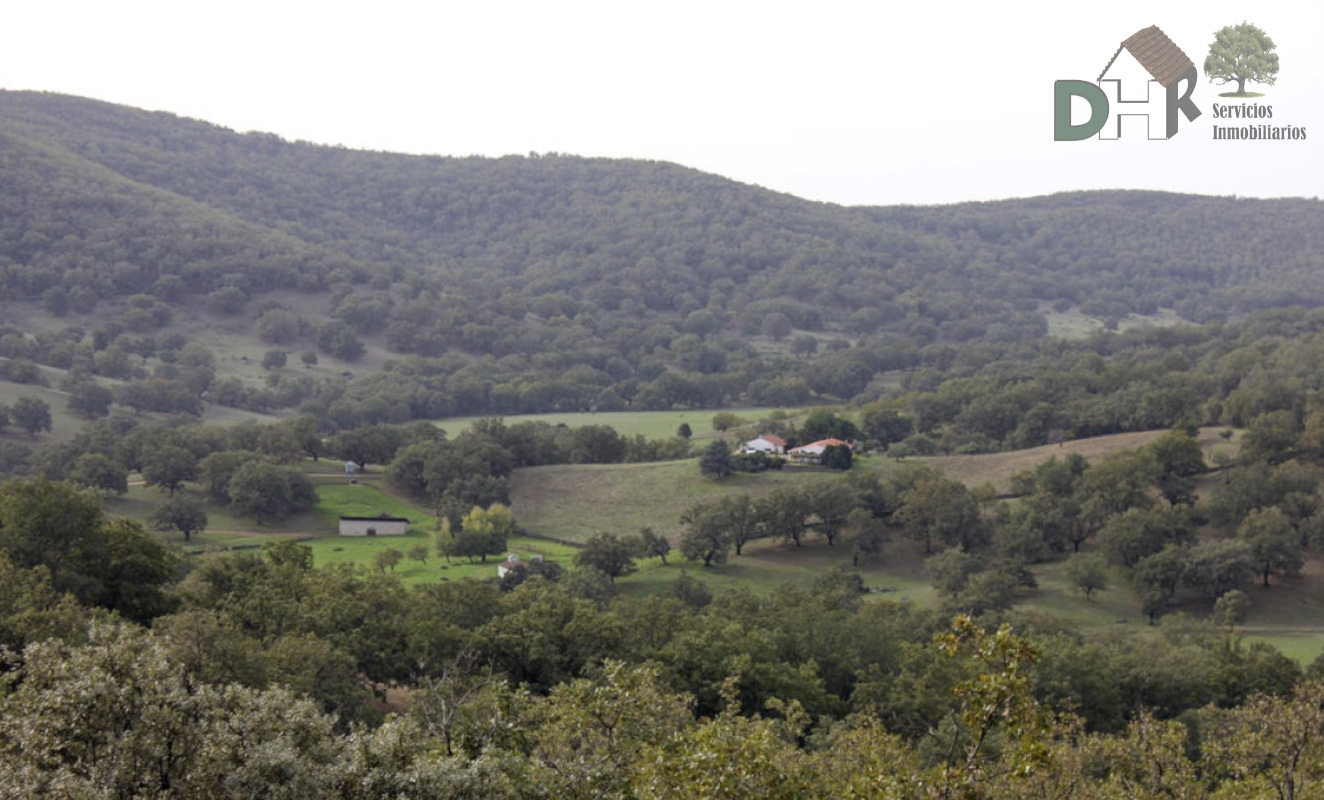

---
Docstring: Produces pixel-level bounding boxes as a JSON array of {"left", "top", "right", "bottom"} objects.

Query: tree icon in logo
[{"left": 1204, "top": 22, "right": 1279, "bottom": 97}]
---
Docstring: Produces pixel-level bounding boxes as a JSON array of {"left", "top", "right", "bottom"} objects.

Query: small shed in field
[
  {"left": 338, "top": 515, "right": 410, "bottom": 536},
  {"left": 497, "top": 553, "right": 521, "bottom": 579}
]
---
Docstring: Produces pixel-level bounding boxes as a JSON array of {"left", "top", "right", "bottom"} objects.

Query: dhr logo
[{"left": 1055, "top": 25, "right": 1202, "bottom": 140}]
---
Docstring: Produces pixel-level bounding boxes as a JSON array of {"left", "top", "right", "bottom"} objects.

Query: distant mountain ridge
[
  {"left": 2, "top": 90, "right": 1324, "bottom": 420},
  {"left": 4, "top": 89, "right": 1323, "bottom": 323}
]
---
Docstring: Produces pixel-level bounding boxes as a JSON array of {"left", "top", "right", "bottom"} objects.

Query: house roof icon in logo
[
  {"left": 1054, "top": 24, "right": 1201, "bottom": 141},
  {"left": 1098, "top": 25, "right": 1194, "bottom": 88}
]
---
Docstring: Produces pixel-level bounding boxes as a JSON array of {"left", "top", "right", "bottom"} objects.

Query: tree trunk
[{"left": 1237, "top": 76, "right": 1246, "bottom": 94}]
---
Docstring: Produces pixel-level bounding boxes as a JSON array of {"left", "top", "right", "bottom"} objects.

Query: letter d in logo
[{"left": 1054, "top": 81, "right": 1108, "bottom": 141}]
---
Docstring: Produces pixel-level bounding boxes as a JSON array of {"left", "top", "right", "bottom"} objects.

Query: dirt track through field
[{"left": 199, "top": 529, "right": 315, "bottom": 539}]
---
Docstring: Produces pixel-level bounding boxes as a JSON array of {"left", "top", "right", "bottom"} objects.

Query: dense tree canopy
[{"left": 2, "top": 90, "right": 1324, "bottom": 436}]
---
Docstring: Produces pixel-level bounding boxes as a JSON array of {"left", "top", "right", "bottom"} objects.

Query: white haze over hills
[{"left": 4, "top": 0, "right": 1322, "bottom": 206}]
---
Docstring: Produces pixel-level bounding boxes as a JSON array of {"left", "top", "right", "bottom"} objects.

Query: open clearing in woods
[
  {"left": 510, "top": 428, "right": 1238, "bottom": 544},
  {"left": 511, "top": 425, "right": 1324, "bottom": 660}
]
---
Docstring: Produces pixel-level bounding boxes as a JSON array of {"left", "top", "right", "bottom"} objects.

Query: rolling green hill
[
  {"left": 6, "top": 90, "right": 1323, "bottom": 325},
  {"left": 3, "top": 90, "right": 1324, "bottom": 450}
]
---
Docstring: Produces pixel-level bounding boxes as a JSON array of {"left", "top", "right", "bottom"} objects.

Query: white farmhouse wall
[{"left": 338, "top": 518, "right": 410, "bottom": 536}]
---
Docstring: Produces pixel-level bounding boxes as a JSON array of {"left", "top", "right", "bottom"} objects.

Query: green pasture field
[
  {"left": 303, "top": 483, "right": 577, "bottom": 586},
  {"left": 1227, "top": 557, "right": 1324, "bottom": 666},
  {"left": 433, "top": 407, "right": 808, "bottom": 441},
  {"left": 307, "top": 530, "right": 576, "bottom": 587},
  {"left": 1247, "top": 635, "right": 1324, "bottom": 665},
  {"left": 617, "top": 532, "right": 1138, "bottom": 626},
  {"left": 510, "top": 459, "right": 852, "bottom": 545},
  {"left": 745, "top": 330, "right": 856, "bottom": 360},
  {"left": 510, "top": 428, "right": 1234, "bottom": 544},
  {"left": 90, "top": 423, "right": 1317, "bottom": 662}
]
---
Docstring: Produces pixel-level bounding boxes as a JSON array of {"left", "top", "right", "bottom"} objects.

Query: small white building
[
  {"left": 497, "top": 553, "right": 544, "bottom": 579},
  {"left": 740, "top": 434, "right": 787, "bottom": 455},
  {"left": 338, "top": 515, "right": 410, "bottom": 536}
]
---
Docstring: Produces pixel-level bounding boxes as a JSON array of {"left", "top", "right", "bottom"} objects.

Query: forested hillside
[
  {"left": 10, "top": 90, "right": 1324, "bottom": 796},
  {"left": 3, "top": 90, "right": 1324, "bottom": 439}
]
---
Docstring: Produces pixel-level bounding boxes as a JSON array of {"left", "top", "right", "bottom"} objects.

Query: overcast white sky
[{"left": 4, "top": 0, "right": 1321, "bottom": 207}]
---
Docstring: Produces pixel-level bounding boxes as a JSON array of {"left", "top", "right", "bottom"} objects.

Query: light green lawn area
[
  {"left": 433, "top": 407, "right": 806, "bottom": 441},
  {"left": 1247, "top": 635, "right": 1324, "bottom": 665},
  {"left": 303, "top": 483, "right": 577, "bottom": 586},
  {"left": 314, "top": 483, "right": 435, "bottom": 526},
  {"left": 1228, "top": 557, "right": 1324, "bottom": 666},
  {"left": 308, "top": 531, "right": 576, "bottom": 587},
  {"left": 1044, "top": 310, "right": 1106, "bottom": 339}
]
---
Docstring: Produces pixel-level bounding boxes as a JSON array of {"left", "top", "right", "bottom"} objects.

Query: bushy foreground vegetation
[
  {"left": 3, "top": 560, "right": 1324, "bottom": 798},
  {"left": 0, "top": 404, "right": 1323, "bottom": 795}
]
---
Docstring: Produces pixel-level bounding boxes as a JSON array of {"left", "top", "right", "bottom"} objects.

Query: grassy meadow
[
  {"left": 1043, "top": 307, "right": 1187, "bottom": 340},
  {"left": 433, "top": 406, "right": 806, "bottom": 441},
  {"left": 45, "top": 402, "right": 1318, "bottom": 662},
  {"left": 509, "top": 428, "right": 1236, "bottom": 543},
  {"left": 503, "top": 423, "right": 1324, "bottom": 659},
  {"left": 616, "top": 527, "right": 1324, "bottom": 664},
  {"left": 617, "top": 535, "right": 940, "bottom": 603},
  {"left": 509, "top": 460, "right": 852, "bottom": 544},
  {"left": 306, "top": 483, "right": 577, "bottom": 587}
]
